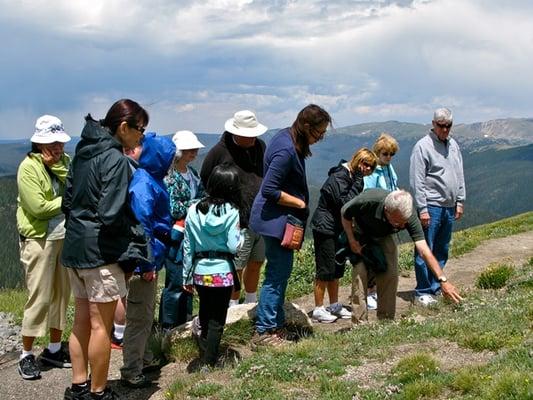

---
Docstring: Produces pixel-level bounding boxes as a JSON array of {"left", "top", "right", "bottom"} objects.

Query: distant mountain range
[{"left": 1, "top": 117, "right": 532, "bottom": 288}]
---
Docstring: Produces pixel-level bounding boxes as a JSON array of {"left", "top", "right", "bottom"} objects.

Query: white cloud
[{"left": 1, "top": 0, "right": 533, "bottom": 138}]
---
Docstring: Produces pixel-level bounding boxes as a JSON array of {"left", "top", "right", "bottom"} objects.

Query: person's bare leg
[
  {"left": 314, "top": 279, "right": 327, "bottom": 307},
  {"left": 88, "top": 300, "right": 117, "bottom": 392},
  {"left": 326, "top": 279, "right": 340, "bottom": 305},
  {"left": 243, "top": 260, "right": 263, "bottom": 295},
  {"left": 70, "top": 297, "right": 91, "bottom": 384},
  {"left": 22, "top": 336, "right": 35, "bottom": 352},
  {"left": 230, "top": 270, "right": 244, "bottom": 301},
  {"left": 49, "top": 328, "right": 62, "bottom": 344}
]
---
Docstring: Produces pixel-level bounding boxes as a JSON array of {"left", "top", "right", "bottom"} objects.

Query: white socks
[
  {"left": 48, "top": 342, "right": 61, "bottom": 353},
  {"left": 114, "top": 323, "right": 125, "bottom": 340},
  {"left": 228, "top": 299, "right": 240, "bottom": 307},
  {"left": 20, "top": 350, "right": 33, "bottom": 360},
  {"left": 244, "top": 292, "right": 257, "bottom": 304}
]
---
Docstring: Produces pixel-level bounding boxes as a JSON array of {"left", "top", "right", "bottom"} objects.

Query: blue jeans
[
  {"left": 255, "top": 236, "right": 294, "bottom": 334},
  {"left": 159, "top": 258, "right": 192, "bottom": 329},
  {"left": 414, "top": 206, "right": 454, "bottom": 296}
]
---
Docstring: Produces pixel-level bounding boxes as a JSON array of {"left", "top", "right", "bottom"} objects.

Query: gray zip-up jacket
[{"left": 409, "top": 130, "right": 465, "bottom": 214}]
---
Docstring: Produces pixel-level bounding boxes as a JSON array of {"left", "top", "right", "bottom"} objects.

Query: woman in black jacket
[
  {"left": 62, "top": 99, "right": 150, "bottom": 400},
  {"left": 310, "top": 148, "right": 377, "bottom": 323}
]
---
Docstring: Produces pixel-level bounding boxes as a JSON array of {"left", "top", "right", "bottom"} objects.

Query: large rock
[{"left": 168, "top": 302, "right": 313, "bottom": 342}]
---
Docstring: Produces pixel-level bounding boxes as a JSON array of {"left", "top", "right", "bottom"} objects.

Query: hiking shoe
[
  {"left": 415, "top": 294, "right": 438, "bottom": 307},
  {"left": 366, "top": 293, "right": 378, "bottom": 310},
  {"left": 89, "top": 388, "right": 122, "bottom": 399},
  {"left": 142, "top": 358, "right": 162, "bottom": 373},
  {"left": 18, "top": 354, "right": 41, "bottom": 380},
  {"left": 312, "top": 306, "right": 338, "bottom": 323},
  {"left": 251, "top": 331, "right": 288, "bottom": 351},
  {"left": 121, "top": 374, "right": 149, "bottom": 388},
  {"left": 40, "top": 347, "right": 72, "bottom": 368},
  {"left": 326, "top": 303, "right": 351, "bottom": 319},
  {"left": 64, "top": 383, "right": 90, "bottom": 400}
]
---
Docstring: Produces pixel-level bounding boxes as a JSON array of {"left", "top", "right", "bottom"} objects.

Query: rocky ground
[{"left": 0, "top": 231, "right": 531, "bottom": 400}]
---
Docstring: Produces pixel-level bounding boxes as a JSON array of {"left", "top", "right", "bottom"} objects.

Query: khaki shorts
[
  {"left": 234, "top": 228, "right": 265, "bottom": 270},
  {"left": 68, "top": 263, "right": 127, "bottom": 303}
]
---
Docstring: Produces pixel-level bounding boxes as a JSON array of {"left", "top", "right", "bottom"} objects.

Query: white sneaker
[
  {"left": 367, "top": 293, "right": 377, "bottom": 310},
  {"left": 312, "top": 306, "right": 338, "bottom": 323},
  {"left": 326, "top": 302, "right": 351, "bottom": 319},
  {"left": 415, "top": 294, "right": 438, "bottom": 307},
  {"left": 228, "top": 299, "right": 240, "bottom": 308}
]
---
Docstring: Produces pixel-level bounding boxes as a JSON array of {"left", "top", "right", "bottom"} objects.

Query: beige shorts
[{"left": 68, "top": 263, "right": 127, "bottom": 303}]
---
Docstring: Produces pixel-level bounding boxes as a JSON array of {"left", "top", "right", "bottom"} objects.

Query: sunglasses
[
  {"left": 381, "top": 152, "right": 396, "bottom": 157},
  {"left": 129, "top": 123, "right": 146, "bottom": 134},
  {"left": 435, "top": 122, "right": 452, "bottom": 129}
]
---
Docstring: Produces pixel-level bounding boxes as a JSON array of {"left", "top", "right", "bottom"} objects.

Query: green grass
[
  {"left": 476, "top": 262, "right": 515, "bottom": 289},
  {"left": 164, "top": 257, "right": 533, "bottom": 399}
]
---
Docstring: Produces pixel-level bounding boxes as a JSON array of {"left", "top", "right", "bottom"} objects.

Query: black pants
[{"left": 195, "top": 285, "right": 233, "bottom": 366}]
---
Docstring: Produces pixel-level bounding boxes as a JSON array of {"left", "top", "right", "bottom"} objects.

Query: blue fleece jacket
[{"left": 182, "top": 203, "right": 241, "bottom": 285}]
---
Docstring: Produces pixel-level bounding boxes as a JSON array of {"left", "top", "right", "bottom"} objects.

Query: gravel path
[{"left": 0, "top": 231, "right": 531, "bottom": 400}]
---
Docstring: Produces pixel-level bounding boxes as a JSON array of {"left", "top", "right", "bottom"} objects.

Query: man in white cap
[
  {"left": 409, "top": 107, "right": 465, "bottom": 306},
  {"left": 16, "top": 115, "right": 72, "bottom": 380},
  {"left": 201, "top": 110, "right": 268, "bottom": 306}
]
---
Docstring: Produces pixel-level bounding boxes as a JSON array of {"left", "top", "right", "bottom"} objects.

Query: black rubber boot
[{"left": 203, "top": 320, "right": 224, "bottom": 367}]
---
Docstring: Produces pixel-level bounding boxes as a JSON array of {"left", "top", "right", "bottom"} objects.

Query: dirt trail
[{"left": 0, "top": 231, "right": 531, "bottom": 400}]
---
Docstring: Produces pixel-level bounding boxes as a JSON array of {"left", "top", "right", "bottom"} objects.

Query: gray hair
[
  {"left": 433, "top": 107, "right": 453, "bottom": 123},
  {"left": 384, "top": 190, "right": 413, "bottom": 220}
]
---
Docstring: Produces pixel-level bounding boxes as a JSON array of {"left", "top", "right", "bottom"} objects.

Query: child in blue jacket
[
  {"left": 120, "top": 133, "right": 175, "bottom": 387},
  {"left": 183, "top": 165, "right": 243, "bottom": 368}
]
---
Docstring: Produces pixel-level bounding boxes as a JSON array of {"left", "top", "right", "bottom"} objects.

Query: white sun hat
[
  {"left": 30, "top": 115, "right": 71, "bottom": 144},
  {"left": 172, "top": 130, "right": 205, "bottom": 151},
  {"left": 224, "top": 110, "right": 267, "bottom": 137}
]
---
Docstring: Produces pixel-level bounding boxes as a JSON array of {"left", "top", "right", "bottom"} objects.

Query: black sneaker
[
  {"left": 64, "top": 382, "right": 90, "bottom": 400},
  {"left": 40, "top": 347, "right": 72, "bottom": 368},
  {"left": 90, "top": 388, "right": 122, "bottom": 399},
  {"left": 120, "top": 374, "right": 149, "bottom": 388},
  {"left": 18, "top": 354, "right": 41, "bottom": 380}
]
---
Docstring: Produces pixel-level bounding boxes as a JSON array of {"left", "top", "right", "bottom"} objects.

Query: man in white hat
[
  {"left": 409, "top": 107, "right": 465, "bottom": 306},
  {"left": 200, "top": 110, "right": 268, "bottom": 306}
]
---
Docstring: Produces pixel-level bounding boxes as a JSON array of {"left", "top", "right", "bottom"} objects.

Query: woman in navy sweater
[{"left": 250, "top": 104, "right": 331, "bottom": 348}]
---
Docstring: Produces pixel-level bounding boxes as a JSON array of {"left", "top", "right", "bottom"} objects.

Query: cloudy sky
[{"left": 1, "top": 0, "right": 532, "bottom": 139}]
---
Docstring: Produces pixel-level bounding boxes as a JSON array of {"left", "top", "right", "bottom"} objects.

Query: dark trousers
[
  {"left": 195, "top": 285, "right": 233, "bottom": 366},
  {"left": 159, "top": 259, "right": 192, "bottom": 329}
]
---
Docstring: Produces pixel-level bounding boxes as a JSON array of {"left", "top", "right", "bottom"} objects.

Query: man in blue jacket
[{"left": 120, "top": 133, "right": 175, "bottom": 388}]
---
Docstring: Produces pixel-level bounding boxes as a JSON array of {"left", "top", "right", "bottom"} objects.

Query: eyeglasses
[
  {"left": 362, "top": 162, "right": 374, "bottom": 168},
  {"left": 435, "top": 122, "right": 452, "bottom": 129},
  {"left": 381, "top": 152, "right": 395, "bottom": 157}
]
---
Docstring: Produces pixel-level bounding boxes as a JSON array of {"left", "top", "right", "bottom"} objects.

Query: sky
[{"left": 1, "top": 0, "right": 533, "bottom": 139}]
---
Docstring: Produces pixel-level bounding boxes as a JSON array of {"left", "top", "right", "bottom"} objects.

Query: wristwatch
[{"left": 438, "top": 275, "right": 448, "bottom": 283}]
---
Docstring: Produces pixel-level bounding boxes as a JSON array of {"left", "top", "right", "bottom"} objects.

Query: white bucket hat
[
  {"left": 30, "top": 115, "right": 71, "bottom": 144},
  {"left": 172, "top": 130, "right": 205, "bottom": 151},
  {"left": 224, "top": 110, "right": 267, "bottom": 138}
]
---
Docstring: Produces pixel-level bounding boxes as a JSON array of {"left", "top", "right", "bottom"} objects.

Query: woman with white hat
[
  {"left": 159, "top": 130, "right": 205, "bottom": 329},
  {"left": 16, "top": 115, "right": 72, "bottom": 380}
]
